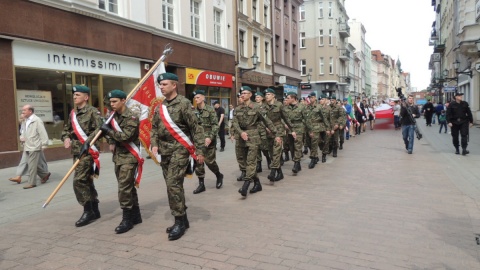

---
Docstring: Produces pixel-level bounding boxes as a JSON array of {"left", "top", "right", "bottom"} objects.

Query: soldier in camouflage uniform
[
  {"left": 151, "top": 72, "right": 205, "bottom": 241},
  {"left": 254, "top": 92, "right": 271, "bottom": 173},
  {"left": 234, "top": 95, "right": 247, "bottom": 181},
  {"left": 62, "top": 85, "right": 102, "bottom": 227},
  {"left": 328, "top": 96, "right": 345, "bottom": 158},
  {"left": 284, "top": 92, "right": 306, "bottom": 174},
  {"left": 319, "top": 94, "right": 333, "bottom": 163},
  {"left": 303, "top": 92, "right": 317, "bottom": 160},
  {"left": 100, "top": 89, "right": 142, "bottom": 234},
  {"left": 264, "top": 88, "right": 295, "bottom": 181},
  {"left": 232, "top": 86, "right": 280, "bottom": 197},
  {"left": 305, "top": 92, "right": 325, "bottom": 169},
  {"left": 192, "top": 90, "right": 223, "bottom": 194}
]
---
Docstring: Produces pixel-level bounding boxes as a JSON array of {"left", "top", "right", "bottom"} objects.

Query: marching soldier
[
  {"left": 192, "top": 90, "right": 223, "bottom": 194},
  {"left": 264, "top": 88, "right": 295, "bottom": 181},
  {"left": 305, "top": 92, "right": 324, "bottom": 169},
  {"left": 62, "top": 85, "right": 102, "bottom": 227},
  {"left": 232, "top": 86, "right": 281, "bottom": 197},
  {"left": 284, "top": 92, "right": 306, "bottom": 174},
  {"left": 254, "top": 92, "right": 271, "bottom": 172},
  {"left": 446, "top": 92, "right": 474, "bottom": 155},
  {"left": 319, "top": 94, "right": 332, "bottom": 163},
  {"left": 100, "top": 89, "right": 143, "bottom": 234},
  {"left": 234, "top": 94, "right": 247, "bottom": 181},
  {"left": 151, "top": 72, "right": 205, "bottom": 240},
  {"left": 329, "top": 96, "right": 344, "bottom": 158}
]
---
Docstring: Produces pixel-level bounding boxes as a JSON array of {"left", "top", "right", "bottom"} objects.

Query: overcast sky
[{"left": 345, "top": 0, "right": 435, "bottom": 90}]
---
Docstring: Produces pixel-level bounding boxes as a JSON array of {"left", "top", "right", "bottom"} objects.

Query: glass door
[{"left": 74, "top": 74, "right": 102, "bottom": 114}]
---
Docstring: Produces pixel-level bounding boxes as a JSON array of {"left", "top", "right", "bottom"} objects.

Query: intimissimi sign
[{"left": 12, "top": 41, "right": 141, "bottom": 78}]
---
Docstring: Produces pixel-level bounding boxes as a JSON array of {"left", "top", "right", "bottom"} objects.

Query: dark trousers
[
  {"left": 425, "top": 113, "right": 433, "bottom": 125},
  {"left": 451, "top": 122, "right": 469, "bottom": 149},
  {"left": 218, "top": 126, "right": 226, "bottom": 149}
]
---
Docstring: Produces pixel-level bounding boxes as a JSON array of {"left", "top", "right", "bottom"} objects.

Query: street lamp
[
  {"left": 453, "top": 60, "right": 473, "bottom": 78},
  {"left": 239, "top": 54, "right": 259, "bottom": 78}
]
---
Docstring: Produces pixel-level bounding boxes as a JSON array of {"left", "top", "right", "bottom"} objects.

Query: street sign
[
  {"left": 443, "top": 86, "right": 457, "bottom": 92},
  {"left": 300, "top": 84, "right": 312, "bottom": 90}
]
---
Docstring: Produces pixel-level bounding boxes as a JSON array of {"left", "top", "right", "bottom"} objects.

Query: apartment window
[
  {"left": 275, "top": 35, "right": 280, "bottom": 61},
  {"left": 319, "top": 2, "right": 323, "bottom": 18},
  {"left": 284, "top": 40, "right": 289, "bottom": 66},
  {"left": 265, "top": 41, "right": 271, "bottom": 65},
  {"left": 329, "top": 57, "right": 333, "bottom": 74},
  {"left": 239, "top": 30, "right": 245, "bottom": 57},
  {"left": 253, "top": 36, "right": 259, "bottom": 61},
  {"left": 300, "top": 32, "right": 306, "bottom": 48},
  {"left": 291, "top": 5, "right": 296, "bottom": 20},
  {"left": 239, "top": 0, "right": 244, "bottom": 13},
  {"left": 299, "top": 4, "right": 305, "bottom": 21},
  {"left": 264, "top": 5, "right": 270, "bottom": 28},
  {"left": 214, "top": 9, "right": 222, "bottom": 45},
  {"left": 300, "top": 59, "right": 307, "bottom": 76},
  {"left": 99, "top": 0, "right": 118, "bottom": 14},
  {"left": 190, "top": 0, "right": 201, "bottom": 39},
  {"left": 162, "top": 0, "right": 174, "bottom": 31},
  {"left": 253, "top": 0, "right": 257, "bottom": 21},
  {"left": 319, "top": 57, "right": 324, "bottom": 74},
  {"left": 329, "top": 29, "right": 332, "bottom": 45},
  {"left": 319, "top": 30, "right": 324, "bottom": 46},
  {"left": 292, "top": 44, "right": 297, "bottom": 68},
  {"left": 328, "top": 2, "right": 333, "bottom": 18}
]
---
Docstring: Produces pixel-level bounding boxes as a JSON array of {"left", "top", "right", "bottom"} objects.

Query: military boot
[
  {"left": 215, "top": 172, "right": 224, "bottom": 189},
  {"left": 115, "top": 209, "right": 133, "bottom": 234},
  {"left": 308, "top": 158, "right": 316, "bottom": 169},
  {"left": 462, "top": 148, "right": 470, "bottom": 156},
  {"left": 237, "top": 170, "right": 246, "bottom": 181},
  {"left": 256, "top": 161, "right": 262, "bottom": 173},
  {"left": 315, "top": 157, "right": 319, "bottom": 164},
  {"left": 166, "top": 209, "right": 189, "bottom": 233},
  {"left": 303, "top": 146, "right": 308, "bottom": 154},
  {"left": 268, "top": 169, "right": 276, "bottom": 181},
  {"left": 275, "top": 168, "right": 284, "bottom": 181},
  {"left": 333, "top": 147, "right": 338, "bottom": 158},
  {"left": 284, "top": 151, "right": 290, "bottom": 161},
  {"left": 339, "top": 143, "right": 343, "bottom": 150},
  {"left": 322, "top": 154, "right": 327, "bottom": 163},
  {"left": 250, "top": 178, "right": 263, "bottom": 193},
  {"left": 168, "top": 216, "right": 186, "bottom": 241},
  {"left": 75, "top": 202, "right": 97, "bottom": 227},
  {"left": 292, "top": 161, "right": 300, "bottom": 173},
  {"left": 193, "top": 178, "right": 206, "bottom": 194},
  {"left": 238, "top": 181, "right": 251, "bottom": 197},
  {"left": 92, "top": 201, "right": 101, "bottom": 219},
  {"left": 132, "top": 205, "right": 142, "bottom": 225},
  {"left": 455, "top": 147, "right": 460, "bottom": 155}
]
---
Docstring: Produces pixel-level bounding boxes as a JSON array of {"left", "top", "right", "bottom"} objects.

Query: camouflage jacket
[
  {"left": 306, "top": 103, "right": 330, "bottom": 132},
  {"left": 105, "top": 108, "right": 140, "bottom": 165},
  {"left": 232, "top": 101, "right": 278, "bottom": 139},
  {"left": 194, "top": 104, "right": 218, "bottom": 142},
  {"left": 265, "top": 100, "right": 294, "bottom": 137},
  {"left": 330, "top": 104, "right": 345, "bottom": 128},
  {"left": 256, "top": 102, "right": 268, "bottom": 137},
  {"left": 322, "top": 105, "right": 332, "bottom": 131},
  {"left": 151, "top": 95, "right": 205, "bottom": 156},
  {"left": 61, "top": 105, "right": 102, "bottom": 156},
  {"left": 284, "top": 102, "right": 307, "bottom": 134}
]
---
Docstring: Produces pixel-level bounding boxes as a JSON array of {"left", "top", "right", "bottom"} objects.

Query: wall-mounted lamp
[
  {"left": 453, "top": 60, "right": 473, "bottom": 78},
  {"left": 239, "top": 54, "right": 259, "bottom": 78},
  {"left": 307, "top": 73, "right": 311, "bottom": 83}
]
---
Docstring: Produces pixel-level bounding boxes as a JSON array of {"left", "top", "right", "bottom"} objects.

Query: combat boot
[
  {"left": 249, "top": 177, "right": 262, "bottom": 193},
  {"left": 462, "top": 148, "right": 470, "bottom": 155},
  {"left": 168, "top": 216, "right": 186, "bottom": 241},
  {"left": 75, "top": 202, "right": 97, "bottom": 227},
  {"left": 238, "top": 181, "right": 251, "bottom": 197},
  {"left": 284, "top": 151, "right": 290, "bottom": 161},
  {"left": 237, "top": 170, "right": 246, "bottom": 181},
  {"left": 132, "top": 205, "right": 142, "bottom": 225},
  {"left": 215, "top": 172, "right": 223, "bottom": 189},
  {"left": 268, "top": 169, "right": 276, "bottom": 181},
  {"left": 315, "top": 157, "right": 319, "bottom": 164},
  {"left": 322, "top": 154, "right": 327, "bottom": 163},
  {"left": 303, "top": 146, "right": 308, "bottom": 154},
  {"left": 256, "top": 161, "right": 262, "bottom": 173},
  {"left": 292, "top": 161, "right": 300, "bottom": 173},
  {"left": 308, "top": 158, "right": 316, "bottom": 169},
  {"left": 275, "top": 168, "right": 284, "bottom": 181},
  {"left": 166, "top": 209, "right": 189, "bottom": 233},
  {"left": 455, "top": 147, "right": 460, "bottom": 154},
  {"left": 339, "top": 143, "right": 343, "bottom": 150},
  {"left": 193, "top": 178, "right": 206, "bottom": 194},
  {"left": 333, "top": 147, "right": 338, "bottom": 158},
  {"left": 264, "top": 151, "right": 271, "bottom": 169},
  {"left": 92, "top": 201, "right": 101, "bottom": 219},
  {"left": 115, "top": 209, "right": 133, "bottom": 234}
]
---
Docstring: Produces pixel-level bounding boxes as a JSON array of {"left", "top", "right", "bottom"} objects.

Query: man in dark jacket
[
  {"left": 400, "top": 95, "right": 420, "bottom": 154},
  {"left": 422, "top": 99, "right": 435, "bottom": 126},
  {"left": 446, "top": 93, "right": 473, "bottom": 155}
]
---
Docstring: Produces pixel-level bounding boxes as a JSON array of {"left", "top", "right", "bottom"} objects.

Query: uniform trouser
[
  {"left": 161, "top": 150, "right": 189, "bottom": 216},
  {"left": 16, "top": 150, "right": 48, "bottom": 177},
  {"left": 235, "top": 139, "right": 246, "bottom": 171},
  {"left": 25, "top": 150, "right": 50, "bottom": 186},
  {"left": 267, "top": 136, "right": 283, "bottom": 169},
  {"left": 305, "top": 131, "right": 312, "bottom": 151},
  {"left": 309, "top": 132, "right": 320, "bottom": 158},
  {"left": 330, "top": 129, "right": 340, "bottom": 148},
  {"left": 195, "top": 145, "right": 220, "bottom": 178},
  {"left": 256, "top": 134, "right": 268, "bottom": 162},
  {"left": 287, "top": 133, "right": 304, "bottom": 162},
  {"left": 321, "top": 132, "right": 331, "bottom": 154},
  {"left": 451, "top": 122, "right": 469, "bottom": 149},
  {"left": 238, "top": 138, "right": 259, "bottom": 182},
  {"left": 73, "top": 155, "right": 99, "bottom": 205},
  {"left": 339, "top": 128, "right": 345, "bottom": 145},
  {"left": 114, "top": 163, "right": 139, "bottom": 210}
]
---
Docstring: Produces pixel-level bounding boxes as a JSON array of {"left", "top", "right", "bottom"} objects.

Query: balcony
[
  {"left": 339, "top": 75, "right": 350, "bottom": 85},
  {"left": 434, "top": 43, "right": 445, "bottom": 53},
  {"left": 339, "top": 23, "right": 350, "bottom": 38},
  {"left": 339, "top": 49, "right": 350, "bottom": 61}
]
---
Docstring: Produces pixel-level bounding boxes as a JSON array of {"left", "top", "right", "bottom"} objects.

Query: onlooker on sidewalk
[
  {"left": 21, "top": 105, "right": 51, "bottom": 189},
  {"left": 393, "top": 100, "right": 401, "bottom": 130},
  {"left": 214, "top": 101, "right": 226, "bottom": 152},
  {"left": 400, "top": 95, "right": 420, "bottom": 154},
  {"left": 366, "top": 104, "right": 375, "bottom": 130},
  {"left": 228, "top": 104, "right": 234, "bottom": 135},
  {"left": 435, "top": 102, "right": 444, "bottom": 124},
  {"left": 446, "top": 92, "right": 474, "bottom": 155},
  {"left": 421, "top": 99, "right": 434, "bottom": 126},
  {"left": 438, "top": 110, "right": 447, "bottom": 134}
]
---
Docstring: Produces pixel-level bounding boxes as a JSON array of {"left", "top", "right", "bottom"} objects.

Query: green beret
[
  {"left": 72, "top": 85, "right": 90, "bottom": 94},
  {"left": 192, "top": 90, "right": 205, "bottom": 96},
  {"left": 330, "top": 95, "right": 336, "bottom": 99},
  {"left": 264, "top": 88, "right": 275, "bottom": 94},
  {"left": 320, "top": 94, "right": 328, "bottom": 99},
  {"left": 286, "top": 91, "right": 297, "bottom": 96},
  {"left": 308, "top": 92, "right": 316, "bottom": 97},
  {"left": 255, "top": 91, "right": 264, "bottom": 97},
  {"left": 157, "top": 72, "right": 178, "bottom": 83},
  {"left": 240, "top": 85, "right": 254, "bottom": 93},
  {"left": 108, "top": 89, "right": 127, "bottom": 99}
]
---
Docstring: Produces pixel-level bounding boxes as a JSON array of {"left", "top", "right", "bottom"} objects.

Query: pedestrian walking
[
  {"left": 214, "top": 101, "right": 226, "bottom": 152},
  {"left": 446, "top": 92, "right": 473, "bottom": 155},
  {"left": 439, "top": 110, "right": 447, "bottom": 134},
  {"left": 254, "top": 92, "right": 271, "bottom": 172},
  {"left": 422, "top": 99, "right": 434, "bottom": 126},
  {"left": 400, "top": 95, "right": 420, "bottom": 154},
  {"left": 393, "top": 100, "right": 401, "bottom": 130},
  {"left": 284, "top": 92, "right": 306, "bottom": 173}
]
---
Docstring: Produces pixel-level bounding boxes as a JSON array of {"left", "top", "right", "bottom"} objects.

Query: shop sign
[
  {"left": 186, "top": 68, "right": 232, "bottom": 88},
  {"left": 12, "top": 41, "right": 141, "bottom": 78},
  {"left": 17, "top": 90, "right": 53, "bottom": 122},
  {"left": 283, "top": 84, "right": 298, "bottom": 94}
]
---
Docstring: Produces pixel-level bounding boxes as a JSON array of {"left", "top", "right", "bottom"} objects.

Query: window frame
[
  {"left": 213, "top": 9, "right": 222, "bottom": 46},
  {"left": 300, "top": 59, "right": 307, "bottom": 76},
  {"left": 319, "top": 57, "right": 324, "bottom": 75},
  {"left": 299, "top": 4, "right": 305, "bottom": 21},
  {"left": 190, "top": 0, "right": 201, "bottom": 39},
  {"left": 300, "top": 32, "right": 306, "bottom": 48},
  {"left": 319, "top": 29, "right": 324, "bottom": 46},
  {"left": 162, "top": 0, "right": 174, "bottom": 31}
]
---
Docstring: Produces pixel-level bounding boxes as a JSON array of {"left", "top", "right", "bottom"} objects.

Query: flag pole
[{"left": 42, "top": 44, "right": 173, "bottom": 208}]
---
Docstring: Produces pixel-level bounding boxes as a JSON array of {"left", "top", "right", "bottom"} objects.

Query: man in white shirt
[{"left": 393, "top": 100, "right": 401, "bottom": 130}]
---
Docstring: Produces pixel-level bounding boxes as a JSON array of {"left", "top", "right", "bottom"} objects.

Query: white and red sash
[
  {"left": 71, "top": 110, "right": 100, "bottom": 177},
  {"left": 158, "top": 104, "right": 197, "bottom": 160},
  {"left": 111, "top": 117, "right": 144, "bottom": 187}
]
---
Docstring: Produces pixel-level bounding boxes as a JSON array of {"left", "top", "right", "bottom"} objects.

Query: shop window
[
  {"left": 186, "top": 85, "right": 231, "bottom": 113},
  {"left": 102, "top": 76, "right": 138, "bottom": 115}
]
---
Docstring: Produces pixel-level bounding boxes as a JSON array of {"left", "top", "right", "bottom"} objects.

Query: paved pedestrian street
[{"left": 1, "top": 120, "right": 480, "bottom": 270}]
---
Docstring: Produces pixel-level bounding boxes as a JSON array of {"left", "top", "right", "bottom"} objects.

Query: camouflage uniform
[
  {"left": 329, "top": 102, "right": 344, "bottom": 154},
  {"left": 256, "top": 102, "right": 270, "bottom": 171},
  {"left": 194, "top": 104, "right": 220, "bottom": 178},
  {"left": 321, "top": 104, "right": 332, "bottom": 155},
  {"left": 304, "top": 103, "right": 316, "bottom": 154},
  {"left": 62, "top": 105, "right": 102, "bottom": 206},
  {"left": 105, "top": 108, "right": 141, "bottom": 210},
  {"left": 306, "top": 103, "right": 328, "bottom": 161},
  {"left": 151, "top": 95, "right": 204, "bottom": 216},
  {"left": 284, "top": 103, "right": 307, "bottom": 162},
  {"left": 265, "top": 101, "right": 293, "bottom": 169}
]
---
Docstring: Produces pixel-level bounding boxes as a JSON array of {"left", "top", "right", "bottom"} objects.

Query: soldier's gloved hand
[
  {"left": 100, "top": 123, "right": 112, "bottom": 134},
  {"left": 79, "top": 142, "right": 90, "bottom": 157}
]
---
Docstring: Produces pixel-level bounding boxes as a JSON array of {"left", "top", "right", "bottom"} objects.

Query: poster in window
[{"left": 17, "top": 90, "right": 53, "bottom": 122}]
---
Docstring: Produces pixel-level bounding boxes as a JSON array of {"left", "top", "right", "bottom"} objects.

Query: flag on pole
[{"left": 347, "top": 95, "right": 356, "bottom": 120}]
